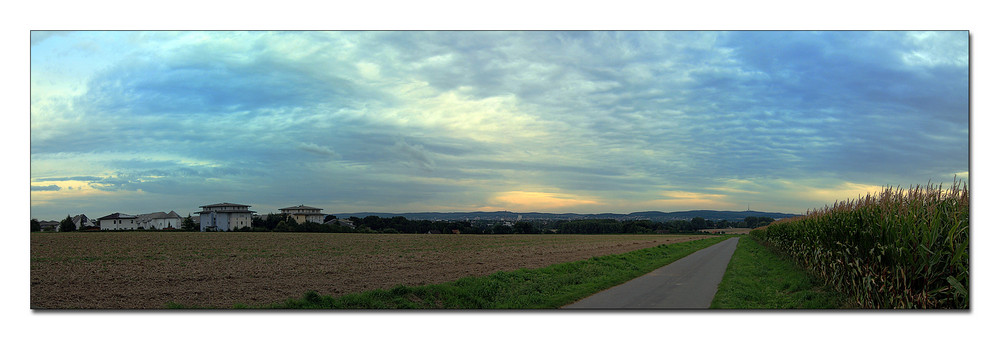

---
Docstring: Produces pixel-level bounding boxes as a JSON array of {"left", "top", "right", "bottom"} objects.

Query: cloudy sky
[{"left": 29, "top": 31, "right": 969, "bottom": 220}]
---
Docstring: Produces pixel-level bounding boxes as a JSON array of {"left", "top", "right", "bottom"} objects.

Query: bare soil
[{"left": 30, "top": 232, "right": 712, "bottom": 309}]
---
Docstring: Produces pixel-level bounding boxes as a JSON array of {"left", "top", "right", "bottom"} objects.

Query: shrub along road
[{"left": 563, "top": 237, "right": 739, "bottom": 309}]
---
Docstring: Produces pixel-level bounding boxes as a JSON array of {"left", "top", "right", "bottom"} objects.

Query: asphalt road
[{"left": 562, "top": 237, "right": 739, "bottom": 309}]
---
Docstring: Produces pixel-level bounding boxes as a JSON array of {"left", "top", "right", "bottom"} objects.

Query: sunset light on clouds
[
  {"left": 29, "top": 31, "right": 969, "bottom": 220},
  {"left": 487, "top": 191, "right": 601, "bottom": 211}
]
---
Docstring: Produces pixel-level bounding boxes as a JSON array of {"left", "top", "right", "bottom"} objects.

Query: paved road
[{"left": 562, "top": 237, "right": 739, "bottom": 309}]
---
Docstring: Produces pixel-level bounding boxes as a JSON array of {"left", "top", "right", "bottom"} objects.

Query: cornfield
[{"left": 750, "top": 180, "right": 969, "bottom": 308}]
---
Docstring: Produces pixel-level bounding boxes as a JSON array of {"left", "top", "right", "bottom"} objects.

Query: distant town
[
  {"left": 31, "top": 201, "right": 798, "bottom": 234},
  {"left": 32, "top": 202, "right": 334, "bottom": 232}
]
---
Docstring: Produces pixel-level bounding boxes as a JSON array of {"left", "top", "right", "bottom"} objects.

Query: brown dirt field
[{"left": 30, "top": 232, "right": 713, "bottom": 309}]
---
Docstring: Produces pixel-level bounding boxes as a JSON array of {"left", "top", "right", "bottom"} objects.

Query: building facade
[
  {"left": 279, "top": 205, "right": 325, "bottom": 224},
  {"left": 196, "top": 203, "right": 255, "bottom": 231},
  {"left": 72, "top": 214, "right": 96, "bottom": 230},
  {"left": 97, "top": 213, "right": 138, "bottom": 230},
  {"left": 136, "top": 211, "right": 183, "bottom": 230}
]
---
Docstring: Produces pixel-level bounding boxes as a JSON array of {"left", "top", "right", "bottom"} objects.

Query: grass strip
[
  {"left": 710, "top": 236, "right": 845, "bottom": 309},
  {"left": 173, "top": 236, "right": 729, "bottom": 309}
]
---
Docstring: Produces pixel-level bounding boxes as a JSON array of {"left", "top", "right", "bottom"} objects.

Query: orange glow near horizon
[
  {"left": 639, "top": 190, "right": 733, "bottom": 211},
  {"left": 485, "top": 191, "right": 600, "bottom": 211},
  {"left": 794, "top": 182, "right": 887, "bottom": 204}
]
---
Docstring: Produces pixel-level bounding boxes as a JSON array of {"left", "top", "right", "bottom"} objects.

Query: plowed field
[{"left": 30, "top": 232, "right": 712, "bottom": 309}]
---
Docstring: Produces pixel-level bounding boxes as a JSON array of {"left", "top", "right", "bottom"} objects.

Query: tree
[
  {"left": 669, "top": 219, "right": 694, "bottom": 232},
  {"left": 493, "top": 223, "right": 514, "bottom": 234},
  {"left": 744, "top": 216, "right": 775, "bottom": 228},
  {"left": 59, "top": 215, "right": 76, "bottom": 232},
  {"left": 361, "top": 216, "right": 383, "bottom": 231},
  {"left": 252, "top": 213, "right": 287, "bottom": 231},
  {"left": 390, "top": 216, "right": 409, "bottom": 232},
  {"left": 623, "top": 220, "right": 653, "bottom": 234},
  {"left": 31, "top": 219, "right": 41, "bottom": 232},
  {"left": 691, "top": 217, "right": 707, "bottom": 230},
  {"left": 268, "top": 213, "right": 288, "bottom": 231},
  {"left": 513, "top": 221, "right": 536, "bottom": 234},
  {"left": 323, "top": 215, "right": 337, "bottom": 223},
  {"left": 182, "top": 214, "right": 198, "bottom": 231},
  {"left": 271, "top": 217, "right": 300, "bottom": 232}
]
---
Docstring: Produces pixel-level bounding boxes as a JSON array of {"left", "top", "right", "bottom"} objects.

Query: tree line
[
  {"left": 340, "top": 215, "right": 775, "bottom": 235},
  {"left": 548, "top": 216, "right": 774, "bottom": 234},
  {"left": 30, "top": 216, "right": 85, "bottom": 232},
  {"left": 31, "top": 214, "right": 776, "bottom": 234}
]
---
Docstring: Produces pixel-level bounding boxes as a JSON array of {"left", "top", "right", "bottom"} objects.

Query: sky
[{"left": 28, "top": 31, "right": 969, "bottom": 220}]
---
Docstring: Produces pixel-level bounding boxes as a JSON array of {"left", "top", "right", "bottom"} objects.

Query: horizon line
[{"left": 325, "top": 209, "right": 801, "bottom": 215}]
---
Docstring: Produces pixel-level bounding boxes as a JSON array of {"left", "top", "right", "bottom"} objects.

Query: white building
[
  {"left": 196, "top": 203, "right": 254, "bottom": 231},
  {"left": 72, "top": 214, "right": 96, "bottom": 230},
  {"left": 279, "top": 205, "right": 325, "bottom": 224},
  {"left": 136, "top": 211, "right": 183, "bottom": 230},
  {"left": 97, "top": 213, "right": 138, "bottom": 230}
]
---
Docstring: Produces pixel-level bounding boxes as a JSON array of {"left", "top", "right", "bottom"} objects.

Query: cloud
[
  {"left": 34, "top": 176, "right": 103, "bottom": 182},
  {"left": 769, "top": 180, "right": 888, "bottom": 211},
  {"left": 659, "top": 191, "right": 728, "bottom": 201},
  {"left": 30, "top": 31, "right": 70, "bottom": 46},
  {"left": 297, "top": 142, "right": 339, "bottom": 157},
  {"left": 900, "top": 31, "right": 969, "bottom": 68},
  {"left": 28, "top": 31, "right": 969, "bottom": 219},
  {"left": 629, "top": 190, "right": 734, "bottom": 211},
  {"left": 79, "top": 45, "right": 361, "bottom": 117},
  {"left": 31, "top": 185, "right": 61, "bottom": 191},
  {"left": 488, "top": 191, "right": 600, "bottom": 211},
  {"left": 392, "top": 139, "right": 435, "bottom": 171}
]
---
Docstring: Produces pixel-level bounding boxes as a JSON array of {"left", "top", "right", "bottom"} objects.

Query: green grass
[
  {"left": 171, "top": 236, "right": 730, "bottom": 309},
  {"left": 710, "top": 236, "right": 845, "bottom": 309}
]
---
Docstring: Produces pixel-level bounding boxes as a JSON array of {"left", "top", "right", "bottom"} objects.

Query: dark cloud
[
  {"left": 80, "top": 39, "right": 365, "bottom": 118},
  {"left": 31, "top": 185, "right": 61, "bottom": 191}
]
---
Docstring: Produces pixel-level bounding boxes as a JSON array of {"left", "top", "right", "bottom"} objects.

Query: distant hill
[{"left": 330, "top": 210, "right": 799, "bottom": 222}]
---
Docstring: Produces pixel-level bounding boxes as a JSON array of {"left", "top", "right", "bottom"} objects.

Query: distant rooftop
[
  {"left": 97, "top": 212, "right": 136, "bottom": 220},
  {"left": 136, "top": 211, "right": 183, "bottom": 220},
  {"left": 199, "top": 202, "right": 251, "bottom": 208},
  {"left": 279, "top": 205, "right": 323, "bottom": 211},
  {"left": 196, "top": 203, "right": 255, "bottom": 214}
]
